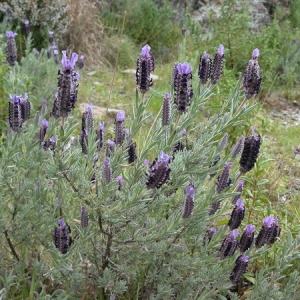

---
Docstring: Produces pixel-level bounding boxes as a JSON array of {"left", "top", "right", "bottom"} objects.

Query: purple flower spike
[
  {"left": 220, "top": 229, "right": 239, "bottom": 258},
  {"left": 243, "top": 49, "right": 261, "bottom": 99},
  {"left": 162, "top": 93, "right": 172, "bottom": 126},
  {"left": 239, "top": 224, "right": 256, "bottom": 252},
  {"left": 228, "top": 199, "right": 245, "bottom": 230},
  {"left": 173, "top": 62, "right": 193, "bottom": 112},
  {"left": 61, "top": 50, "right": 78, "bottom": 71},
  {"left": 146, "top": 152, "right": 171, "bottom": 189},
  {"left": 177, "top": 62, "right": 192, "bottom": 75},
  {"left": 54, "top": 218, "right": 72, "bottom": 254},
  {"left": 6, "top": 31, "right": 18, "bottom": 66},
  {"left": 216, "top": 162, "right": 233, "bottom": 194},
  {"left": 116, "top": 110, "right": 125, "bottom": 122},
  {"left": 239, "top": 129, "right": 261, "bottom": 174},
  {"left": 144, "top": 159, "right": 149, "bottom": 166},
  {"left": 256, "top": 216, "right": 280, "bottom": 248},
  {"left": 80, "top": 206, "right": 88, "bottom": 228},
  {"left": 140, "top": 44, "right": 152, "bottom": 59},
  {"left": 136, "top": 44, "right": 155, "bottom": 94},
  {"left": 252, "top": 48, "right": 260, "bottom": 59},
  {"left": 230, "top": 254, "right": 249, "bottom": 284},
  {"left": 115, "top": 111, "right": 125, "bottom": 145},
  {"left": 182, "top": 183, "right": 195, "bottom": 218},
  {"left": 103, "top": 157, "right": 112, "bottom": 183}
]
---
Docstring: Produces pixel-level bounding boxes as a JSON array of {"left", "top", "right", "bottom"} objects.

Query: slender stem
[
  {"left": 107, "top": 11, "right": 127, "bottom": 111},
  {"left": 4, "top": 230, "right": 20, "bottom": 262}
]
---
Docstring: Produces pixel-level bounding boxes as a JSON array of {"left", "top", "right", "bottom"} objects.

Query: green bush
[{"left": 102, "top": 0, "right": 183, "bottom": 62}]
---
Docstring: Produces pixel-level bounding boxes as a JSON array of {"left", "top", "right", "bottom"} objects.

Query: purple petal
[
  {"left": 6, "top": 31, "right": 17, "bottom": 38},
  {"left": 41, "top": 119, "right": 49, "bottom": 128},
  {"left": 58, "top": 219, "right": 65, "bottom": 227},
  {"left": 263, "top": 216, "right": 276, "bottom": 227},
  {"left": 235, "top": 199, "right": 244, "bottom": 209},
  {"left": 239, "top": 253, "right": 249, "bottom": 263},
  {"left": 229, "top": 229, "right": 239, "bottom": 239},
  {"left": 116, "top": 110, "right": 125, "bottom": 122},
  {"left": 177, "top": 62, "right": 192, "bottom": 75},
  {"left": 99, "top": 122, "right": 105, "bottom": 131},
  {"left": 140, "top": 44, "right": 151, "bottom": 59},
  {"left": 159, "top": 151, "right": 170, "bottom": 163},
  {"left": 218, "top": 44, "right": 224, "bottom": 56},
  {"left": 244, "top": 224, "right": 255, "bottom": 234},
  {"left": 252, "top": 48, "right": 260, "bottom": 59},
  {"left": 185, "top": 185, "right": 195, "bottom": 197},
  {"left": 104, "top": 157, "right": 110, "bottom": 165}
]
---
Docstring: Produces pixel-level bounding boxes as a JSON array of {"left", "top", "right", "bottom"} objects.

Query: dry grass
[{"left": 60, "top": 0, "right": 106, "bottom": 68}]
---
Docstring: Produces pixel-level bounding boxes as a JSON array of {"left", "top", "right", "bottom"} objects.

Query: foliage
[{"left": 102, "top": 0, "right": 183, "bottom": 62}]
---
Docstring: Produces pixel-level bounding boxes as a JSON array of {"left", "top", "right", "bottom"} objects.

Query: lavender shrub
[{"left": 0, "top": 39, "right": 290, "bottom": 300}]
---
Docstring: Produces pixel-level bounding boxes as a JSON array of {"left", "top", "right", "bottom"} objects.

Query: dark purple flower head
[
  {"left": 136, "top": 44, "right": 155, "bottom": 94},
  {"left": 146, "top": 151, "right": 171, "bottom": 189},
  {"left": 177, "top": 62, "right": 192, "bottom": 75},
  {"left": 80, "top": 206, "right": 88, "bottom": 228},
  {"left": 61, "top": 50, "right": 78, "bottom": 71},
  {"left": 230, "top": 254, "right": 249, "bottom": 284},
  {"left": 216, "top": 162, "right": 232, "bottom": 194},
  {"left": 182, "top": 182, "right": 195, "bottom": 218},
  {"left": 54, "top": 218, "right": 72, "bottom": 254},
  {"left": 6, "top": 31, "right": 17, "bottom": 38},
  {"left": 243, "top": 49, "right": 262, "bottom": 99},
  {"left": 256, "top": 215, "right": 280, "bottom": 248},
  {"left": 198, "top": 52, "right": 212, "bottom": 84},
  {"left": 239, "top": 224, "right": 256, "bottom": 252},
  {"left": 173, "top": 62, "right": 193, "bottom": 112},
  {"left": 239, "top": 128, "right": 261, "bottom": 174},
  {"left": 228, "top": 199, "right": 245, "bottom": 230},
  {"left": 162, "top": 93, "right": 172, "bottom": 126},
  {"left": 220, "top": 229, "right": 239, "bottom": 258}
]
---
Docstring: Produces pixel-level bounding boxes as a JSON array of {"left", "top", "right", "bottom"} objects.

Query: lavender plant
[{"left": 0, "top": 38, "right": 292, "bottom": 300}]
